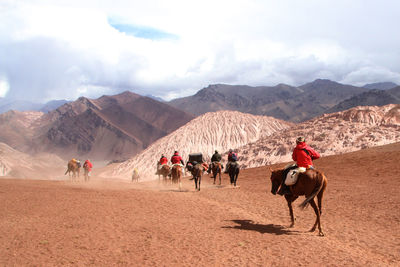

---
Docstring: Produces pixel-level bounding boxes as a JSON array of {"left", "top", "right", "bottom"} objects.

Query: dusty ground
[{"left": 0, "top": 143, "right": 399, "bottom": 266}]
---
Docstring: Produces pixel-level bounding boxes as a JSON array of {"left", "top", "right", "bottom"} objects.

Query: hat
[
  {"left": 174, "top": 150, "right": 178, "bottom": 153},
  {"left": 215, "top": 150, "right": 218, "bottom": 153},
  {"left": 296, "top": 136, "right": 305, "bottom": 143},
  {"left": 229, "top": 149, "right": 233, "bottom": 152}
]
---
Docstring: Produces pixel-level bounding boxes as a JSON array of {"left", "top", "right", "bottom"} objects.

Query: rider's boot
[{"left": 277, "top": 184, "right": 291, "bottom": 195}]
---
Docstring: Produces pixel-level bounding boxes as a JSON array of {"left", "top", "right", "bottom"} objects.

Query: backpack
[{"left": 231, "top": 153, "right": 237, "bottom": 161}]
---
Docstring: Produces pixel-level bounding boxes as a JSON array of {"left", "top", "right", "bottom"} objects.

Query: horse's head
[{"left": 269, "top": 167, "right": 283, "bottom": 195}]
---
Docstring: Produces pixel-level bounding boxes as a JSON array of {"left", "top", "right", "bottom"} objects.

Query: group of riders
[
  {"left": 68, "top": 136, "right": 320, "bottom": 195},
  {"left": 154, "top": 136, "right": 320, "bottom": 196},
  {"left": 68, "top": 158, "right": 93, "bottom": 178},
  {"left": 156, "top": 149, "right": 239, "bottom": 176}
]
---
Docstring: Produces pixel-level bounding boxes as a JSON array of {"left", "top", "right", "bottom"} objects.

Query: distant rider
[
  {"left": 156, "top": 154, "right": 168, "bottom": 174},
  {"left": 208, "top": 150, "right": 222, "bottom": 173},
  {"left": 171, "top": 151, "right": 184, "bottom": 166},
  {"left": 159, "top": 154, "right": 168, "bottom": 165},
  {"left": 83, "top": 159, "right": 93, "bottom": 176},
  {"left": 278, "top": 136, "right": 320, "bottom": 195},
  {"left": 171, "top": 151, "right": 185, "bottom": 175},
  {"left": 224, "top": 149, "right": 237, "bottom": 173}
]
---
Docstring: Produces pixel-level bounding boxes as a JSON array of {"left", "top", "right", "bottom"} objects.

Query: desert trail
[{"left": 0, "top": 142, "right": 399, "bottom": 266}]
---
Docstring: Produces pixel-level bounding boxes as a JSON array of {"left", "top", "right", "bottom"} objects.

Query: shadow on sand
[{"left": 222, "top": 220, "right": 299, "bottom": 235}]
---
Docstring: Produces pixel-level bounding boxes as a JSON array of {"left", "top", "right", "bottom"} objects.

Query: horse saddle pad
[{"left": 285, "top": 167, "right": 306, "bottom": 186}]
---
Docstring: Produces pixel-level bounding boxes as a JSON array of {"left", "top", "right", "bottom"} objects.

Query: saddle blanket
[{"left": 285, "top": 167, "right": 306, "bottom": 186}]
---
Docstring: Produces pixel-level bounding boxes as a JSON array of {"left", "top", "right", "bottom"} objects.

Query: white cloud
[
  {"left": 0, "top": 75, "right": 10, "bottom": 97},
  {"left": 0, "top": 0, "right": 399, "bottom": 102}
]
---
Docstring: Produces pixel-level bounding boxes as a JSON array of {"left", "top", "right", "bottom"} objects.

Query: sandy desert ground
[{"left": 0, "top": 142, "right": 399, "bottom": 266}]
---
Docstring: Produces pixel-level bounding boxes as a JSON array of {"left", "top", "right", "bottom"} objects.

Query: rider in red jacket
[
  {"left": 292, "top": 137, "right": 320, "bottom": 169},
  {"left": 171, "top": 151, "right": 184, "bottom": 165},
  {"left": 83, "top": 159, "right": 93, "bottom": 171},
  {"left": 159, "top": 155, "right": 168, "bottom": 165},
  {"left": 278, "top": 137, "right": 320, "bottom": 195}
]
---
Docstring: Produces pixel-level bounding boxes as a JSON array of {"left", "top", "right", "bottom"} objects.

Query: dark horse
[
  {"left": 270, "top": 167, "right": 327, "bottom": 236},
  {"left": 211, "top": 161, "right": 222, "bottom": 185},
  {"left": 190, "top": 163, "right": 204, "bottom": 191},
  {"left": 228, "top": 162, "right": 240, "bottom": 187}
]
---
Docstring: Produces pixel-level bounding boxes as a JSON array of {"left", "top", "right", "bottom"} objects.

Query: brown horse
[
  {"left": 171, "top": 164, "right": 182, "bottom": 190},
  {"left": 159, "top": 165, "right": 170, "bottom": 183},
  {"left": 269, "top": 167, "right": 327, "bottom": 236},
  {"left": 65, "top": 159, "right": 81, "bottom": 181},
  {"left": 211, "top": 161, "right": 222, "bottom": 185},
  {"left": 190, "top": 163, "right": 204, "bottom": 191}
]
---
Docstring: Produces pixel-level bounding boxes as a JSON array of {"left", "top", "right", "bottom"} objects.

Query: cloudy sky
[{"left": 0, "top": 0, "right": 399, "bottom": 102}]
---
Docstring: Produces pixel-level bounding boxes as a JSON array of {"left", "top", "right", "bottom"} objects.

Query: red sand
[{"left": 1, "top": 143, "right": 399, "bottom": 266}]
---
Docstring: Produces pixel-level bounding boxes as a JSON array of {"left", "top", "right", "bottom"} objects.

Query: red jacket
[
  {"left": 171, "top": 153, "right": 183, "bottom": 165},
  {"left": 159, "top": 156, "right": 168, "bottom": 165},
  {"left": 292, "top": 142, "right": 320, "bottom": 168},
  {"left": 83, "top": 160, "right": 93, "bottom": 171}
]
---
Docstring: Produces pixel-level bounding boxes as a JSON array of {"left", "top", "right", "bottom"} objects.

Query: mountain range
[
  {"left": 1, "top": 78, "right": 400, "bottom": 176},
  {"left": 363, "top": 82, "right": 398, "bottom": 90},
  {"left": 102, "top": 104, "right": 400, "bottom": 181},
  {"left": 168, "top": 79, "right": 399, "bottom": 122},
  {"left": 0, "top": 91, "right": 194, "bottom": 161}
]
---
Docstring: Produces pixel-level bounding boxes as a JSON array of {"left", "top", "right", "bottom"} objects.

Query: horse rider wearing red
[
  {"left": 171, "top": 151, "right": 184, "bottom": 165},
  {"left": 83, "top": 159, "right": 93, "bottom": 171},
  {"left": 278, "top": 136, "right": 320, "bottom": 195},
  {"left": 83, "top": 159, "right": 93, "bottom": 178},
  {"left": 292, "top": 136, "right": 320, "bottom": 169},
  {"left": 159, "top": 154, "right": 168, "bottom": 165}
]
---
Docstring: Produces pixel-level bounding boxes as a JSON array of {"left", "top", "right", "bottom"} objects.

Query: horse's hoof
[
  {"left": 289, "top": 224, "right": 295, "bottom": 228},
  {"left": 309, "top": 228, "right": 316, "bottom": 232},
  {"left": 318, "top": 232, "right": 325, "bottom": 237}
]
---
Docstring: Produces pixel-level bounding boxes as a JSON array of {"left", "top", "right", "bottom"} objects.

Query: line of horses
[{"left": 157, "top": 161, "right": 240, "bottom": 191}]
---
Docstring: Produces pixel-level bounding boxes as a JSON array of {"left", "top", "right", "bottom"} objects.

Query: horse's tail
[
  {"left": 64, "top": 169, "right": 69, "bottom": 175},
  {"left": 299, "top": 172, "right": 326, "bottom": 209}
]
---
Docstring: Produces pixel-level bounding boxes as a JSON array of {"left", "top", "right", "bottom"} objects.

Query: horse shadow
[{"left": 222, "top": 220, "right": 299, "bottom": 235}]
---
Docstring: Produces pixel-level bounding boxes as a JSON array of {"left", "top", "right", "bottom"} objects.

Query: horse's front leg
[
  {"left": 285, "top": 195, "right": 297, "bottom": 228},
  {"left": 288, "top": 201, "right": 295, "bottom": 227},
  {"left": 309, "top": 199, "right": 324, "bottom": 236},
  {"left": 219, "top": 172, "right": 221, "bottom": 185}
]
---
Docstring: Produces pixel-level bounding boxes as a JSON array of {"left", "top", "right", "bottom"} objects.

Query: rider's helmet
[
  {"left": 229, "top": 149, "right": 233, "bottom": 153},
  {"left": 296, "top": 136, "right": 305, "bottom": 143},
  {"left": 215, "top": 150, "right": 218, "bottom": 153}
]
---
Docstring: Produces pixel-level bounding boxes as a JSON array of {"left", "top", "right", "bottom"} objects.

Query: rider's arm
[{"left": 309, "top": 148, "right": 320, "bottom": 160}]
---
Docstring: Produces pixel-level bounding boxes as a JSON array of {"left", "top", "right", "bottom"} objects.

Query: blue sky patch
[{"left": 109, "top": 19, "right": 178, "bottom": 40}]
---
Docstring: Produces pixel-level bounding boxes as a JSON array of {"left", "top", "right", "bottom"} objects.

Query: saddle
[{"left": 285, "top": 167, "right": 306, "bottom": 186}]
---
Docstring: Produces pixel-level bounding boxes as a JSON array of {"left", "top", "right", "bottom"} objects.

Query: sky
[{"left": 0, "top": 0, "right": 399, "bottom": 102}]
